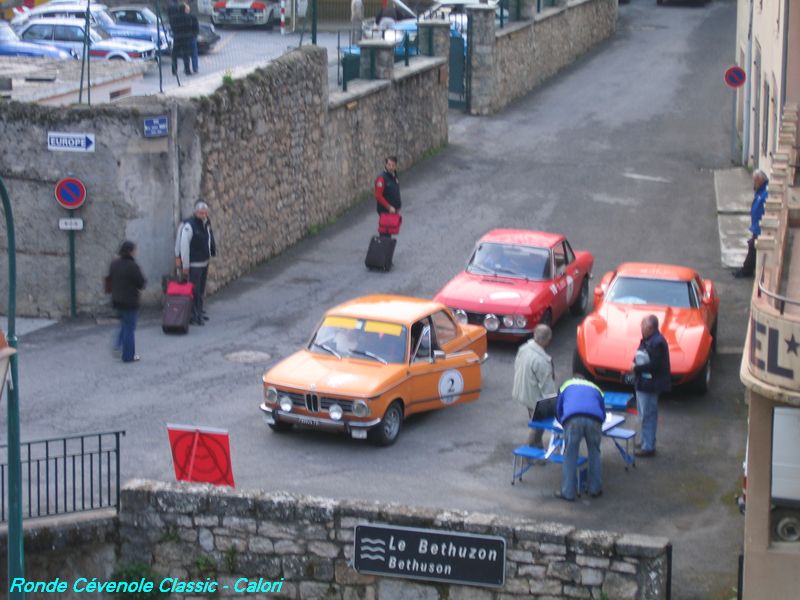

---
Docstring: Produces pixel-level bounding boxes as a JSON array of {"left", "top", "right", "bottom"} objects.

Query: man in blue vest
[
  {"left": 733, "top": 169, "right": 768, "bottom": 278},
  {"left": 555, "top": 375, "right": 605, "bottom": 501},
  {"left": 176, "top": 201, "right": 217, "bottom": 325}
]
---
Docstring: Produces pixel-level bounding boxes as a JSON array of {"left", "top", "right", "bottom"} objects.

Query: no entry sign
[
  {"left": 724, "top": 65, "right": 747, "bottom": 89},
  {"left": 54, "top": 177, "right": 87, "bottom": 210}
]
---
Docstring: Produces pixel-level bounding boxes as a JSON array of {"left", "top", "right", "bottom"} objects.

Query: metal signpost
[
  {"left": 353, "top": 523, "right": 506, "bottom": 588},
  {"left": 54, "top": 177, "right": 87, "bottom": 318},
  {"left": 0, "top": 176, "right": 23, "bottom": 599},
  {"left": 724, "top": 65, "right": 747, "bottom": 164}
]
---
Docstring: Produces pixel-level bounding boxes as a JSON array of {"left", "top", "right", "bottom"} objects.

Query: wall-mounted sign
[
  {"left": 143, "top": 116, "right": 169, "bottom": 138},
  {"left": 47, "top": 132, "right": 95, "bottom": 153},
  {"left": 353, "top": 523, "right": 505, "bottom": 588},
  {"left": 54, "top": 177, "right": 87, "bottom": 210},
  {"left": 58, "top": 218, "right": 84, "bottom": 231},
  {"left": 724, "top": 65, "right": 746, "bottom": 89}
]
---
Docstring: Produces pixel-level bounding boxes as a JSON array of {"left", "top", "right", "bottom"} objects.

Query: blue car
[
  {"left": 0, "top": 21, "right": 73, "bottom": 59},
  {"left": 18, "top": 3, "right": 170, "bottom": 50}
]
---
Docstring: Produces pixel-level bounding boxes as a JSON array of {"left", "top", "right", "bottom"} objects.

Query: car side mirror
[{"left": 433, "top": 350, "right": 446, "bottom": 361}]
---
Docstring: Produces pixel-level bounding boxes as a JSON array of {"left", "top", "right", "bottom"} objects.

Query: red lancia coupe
[{"left": 433, "top": 230, "right": 594, "bottom": 340}]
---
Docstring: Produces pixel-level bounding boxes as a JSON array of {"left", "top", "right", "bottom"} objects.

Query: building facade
[{"left": 736, "top": 1, "right": 800, "bottom": 596}]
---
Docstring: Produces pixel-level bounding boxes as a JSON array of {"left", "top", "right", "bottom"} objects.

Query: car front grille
[{"left": 283, "top": 391, "right": 354, "bottom": 414}]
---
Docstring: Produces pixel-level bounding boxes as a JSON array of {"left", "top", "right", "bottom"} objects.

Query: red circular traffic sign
[
  {"left": 54, "top": 177, "right": 87, "bottom": 210},
  {"left": 724, "top": 65, "right": 746, "bottom": 89}
]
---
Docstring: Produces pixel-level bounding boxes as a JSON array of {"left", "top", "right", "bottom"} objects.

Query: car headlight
[
  {"left": 502, "top": 315, "right": 514, "bottom": 328},
  {"left": 515, "top": 315, "right": 528, "bottom": 328},
  {"left": 279, "top": 395, "right": 293, "bottom": 412},
  {"left": 453, "top": 309, "right": 468, "bottom": 325},
  {"left": 353, "top": 400, "right": 370, "bottom": 417},
  {"left": 266, "top": 386, "right": 277, "bottom": 404},
  {"left": 484, "top": 314, "right": 500, "bottom": 332},
  {"left": 329, "top": 404, "right": 343, "bottom": 421}
]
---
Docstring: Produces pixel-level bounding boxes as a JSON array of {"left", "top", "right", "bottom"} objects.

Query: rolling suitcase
[
  {"left": 162, "top": 280, "right": 194, "bottom": 334},
  {"left": 365, "top": 235, "right": 396, "bottom": 271}
]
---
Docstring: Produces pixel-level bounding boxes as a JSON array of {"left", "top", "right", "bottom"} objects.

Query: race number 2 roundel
[{"left": 439, "top": 369, "right": 465, "bottom": 405}]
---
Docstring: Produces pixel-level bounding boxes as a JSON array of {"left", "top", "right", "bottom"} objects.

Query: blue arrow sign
[{"left": 47, "top": 132, "right": 96, "bottom": 153}]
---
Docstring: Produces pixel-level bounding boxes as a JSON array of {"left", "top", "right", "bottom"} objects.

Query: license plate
[
  {"left": 263, "top": 415, "right": 275, "bottom": 425},
  {"left": 351, "top": 429, "right": 367, "bottom": 440},
  {"left": 298, "top": 417, "right": 319, "bottom": 426}
]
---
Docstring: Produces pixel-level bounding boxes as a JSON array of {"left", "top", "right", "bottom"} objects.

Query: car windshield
[
  {"left": 466, "top": 242, "right": 550, "bottom": 280},
  {"left": 93, "top": 10, "right": 116, "bottom": 28},
  {"left": 91, "top": 26, "right": 110, "bottom": 41},
  {"left": 606, "top": 277, "right": 694, "bottom": 308},
  {"left": 309, "top": 316, "right": 407, "bottom": 364},
  {"left": 0, "top": 23, "right": 18, "bottom": 41}
]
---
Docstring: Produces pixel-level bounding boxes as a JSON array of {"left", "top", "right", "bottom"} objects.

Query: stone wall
[
  {"left": 0, "top": 46, "right": 447, "bottom": 317},
  {"left": 0, "top": 511, "right": 118, "bottom": 590},
  {"left": 0, "top": 99, "right": 180, "bottom": 316},
  {"left": 116, "top": 480, "right": 670, "bottom": 600},
  {"left": 471, "top": 0, "right": 618, "bottom": 115}
]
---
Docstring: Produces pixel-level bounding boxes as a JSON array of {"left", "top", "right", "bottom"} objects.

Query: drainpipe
[
  {"left": 742, "top": 0, "right": 754, "bottom": 165},
  {"left": 781, "top": 0, "right": 789, "bottom": 110}
]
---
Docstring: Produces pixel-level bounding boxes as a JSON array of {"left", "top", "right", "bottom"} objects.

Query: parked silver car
[{"left": 18, "top": 17, "right": 157, "bottom": 61}]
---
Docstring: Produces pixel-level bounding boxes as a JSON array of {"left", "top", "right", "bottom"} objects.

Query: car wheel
[
  {"left": 572, "top": 349, "right": 593, "bottom": 380},
  {"left": 570, "top": 278, "right": 589, "bottom": 316},
  {"left": 691, "top": 358, "right": 711, "bottom": 394},
  {"left": 369, "top": 401, "right": 403, "bottom": 446},
  {"left": 539, "top": 309, "right": 552, "bottom": 328},
  {"left": 268, "top": 419, "right": 293, "bottom": 433},
  {"left": 773, "top": 508, "right": 800, "bottom": 542}
]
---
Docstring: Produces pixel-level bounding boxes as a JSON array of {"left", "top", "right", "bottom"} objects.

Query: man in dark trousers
[
  {"left": 177, "top": 201, "right": 216, "bottom": 326},
  {"left": 733, "top": 169, "right": 768, "bottom": 278},
  {"left": 632, "top": 314, "right": 671, "bottom": 458},
  {"left": 555, "top": 375, "right": 605, "bottom": 501},
  {"left": 108, "top": 241, "right": 146, "bottom": 363},
  {"left": 375, "top": 155, "right": 401, "bottom": 220},
  {"left": 170, "top": 2, "right": 193, "bottom": 76}
]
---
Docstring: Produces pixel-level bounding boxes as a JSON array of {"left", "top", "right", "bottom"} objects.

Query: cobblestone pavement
[{"left": 131, "top": 27, "right": 347, "bottom": 97}]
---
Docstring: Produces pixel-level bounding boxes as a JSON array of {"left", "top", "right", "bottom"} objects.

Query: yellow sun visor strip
[
  {"left": 323, "top": 316, "right": 359, "bottom": 329},
  {"left": 364, "top": 321, "right": 403, "bottom": 336}
]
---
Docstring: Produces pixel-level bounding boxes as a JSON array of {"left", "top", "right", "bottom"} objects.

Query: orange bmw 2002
[
  {"left": 260, "top": 295, "right": 488, "bottom": 445},
  {"left": 574, "top": 263, "right": 720, "bottom": 393}
]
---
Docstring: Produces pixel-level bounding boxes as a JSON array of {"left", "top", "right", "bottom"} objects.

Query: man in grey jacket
[{"left": 512, "top": 324, "right": 557, "bottom": 448}]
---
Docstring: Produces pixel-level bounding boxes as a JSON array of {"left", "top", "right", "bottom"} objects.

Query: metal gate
[{"left": 448, "top": 18, "right": 471, "bottom": 111}]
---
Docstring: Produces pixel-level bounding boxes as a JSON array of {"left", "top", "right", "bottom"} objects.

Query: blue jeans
[
  {"left": 562, "top": 416, "right": 602, "bottom": 500},
  {"left": 116, "top": 309, "right": 139, "bottom": 362},
  {"left": 636, "top": 390, "right": 658, "bottom": 451}
]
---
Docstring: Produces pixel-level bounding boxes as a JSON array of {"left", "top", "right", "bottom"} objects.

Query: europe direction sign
[
  {"left": 47, "top": 132, "right": 95, "bottom": 153},
  {"left": 353, "top": 523, "right": 506, "bottom": 588}
]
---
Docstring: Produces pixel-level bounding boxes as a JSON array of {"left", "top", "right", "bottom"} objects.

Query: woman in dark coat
[{"left": 108, "top": 241, "right": 146, "bottom": 362}]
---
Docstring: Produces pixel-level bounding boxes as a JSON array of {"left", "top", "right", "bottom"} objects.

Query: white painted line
[{"left": 622, "top": 172, "right": 671, "bottom": 184}]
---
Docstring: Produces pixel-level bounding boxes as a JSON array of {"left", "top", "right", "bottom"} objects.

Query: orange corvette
[
  {"left": 260, "top": 295, "right": 487, "bottom": 445},
  {"left": 574, "top": 263, "right": 719, "bottom": 393}
]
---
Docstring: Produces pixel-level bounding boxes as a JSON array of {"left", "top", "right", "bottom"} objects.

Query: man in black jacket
[
  {"left": 375, "top": 156, "right": 401, "bottom": 214},
  {"left": 632, "top": 314, "right": 671, "bottom": 457},
  {"left": 176, "top": 201, "right": 217, "bottom": 325},
  {"left": 170, "top": 2, "right": 193, "bottom": 76},
  {"left": 108, "top": 241, "right": 146, "bottom": 363}
]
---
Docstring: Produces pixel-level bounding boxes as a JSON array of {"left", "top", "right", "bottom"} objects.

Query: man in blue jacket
[
  {"left": 555, "top": 376, "right": 605, "bottom": 501},
  {"left": 633, "top": 315, "right": 671, "bottom": 457},
  {"left": 733, "top": 169, "right": 768, "bottom": 278}
]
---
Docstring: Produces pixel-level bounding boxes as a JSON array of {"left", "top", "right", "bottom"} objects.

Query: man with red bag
[{"left": 375, "top": 156, "right": 402, "bottom": 236}]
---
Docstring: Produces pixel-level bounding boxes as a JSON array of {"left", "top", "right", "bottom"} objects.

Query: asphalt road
[{"left": 12, "top": 0, "right": 747, "bottom": 597}]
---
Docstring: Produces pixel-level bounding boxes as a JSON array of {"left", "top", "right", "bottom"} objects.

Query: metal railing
[
  {"left": 757, "top": 266, "right": 800, "bottom": 315},
  {"left": 0, "top": 431, "right": 125, "bottom": 522}
]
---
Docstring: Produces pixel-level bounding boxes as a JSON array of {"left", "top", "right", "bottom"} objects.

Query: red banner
[{"left": 167, "top": 424, "right": 234, "bottom": 487}]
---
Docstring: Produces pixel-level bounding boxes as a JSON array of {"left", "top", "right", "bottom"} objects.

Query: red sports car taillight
[
  {"left": 251, "top": 1, "right": 266, "bottom": 9},
  {"left": 213, "top": 1, "right": 226, "bottom": 9}
]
